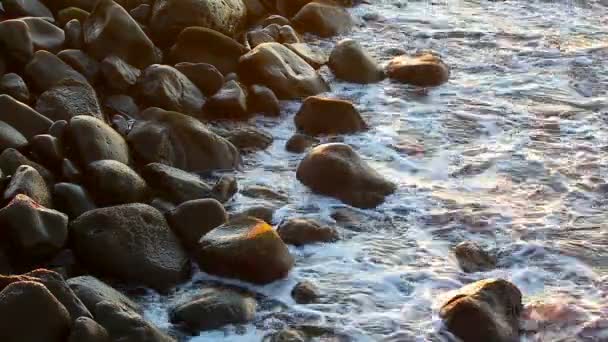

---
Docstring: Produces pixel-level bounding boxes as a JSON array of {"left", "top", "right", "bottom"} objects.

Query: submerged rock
[
  {"left": 291, "top": 280, "right": 320, "bottom": 304},
  {"left": 386, "top": 53, "right": 449, "bottom": 87},
  {"left": 295, "top": 96, "right": 366, "bottom": 135},
  {"left": 277, "top": 218, "right": 339, "bottom": 246},
  {"left": 94, "top": 300, "right": 175, "bottom": 342},
  {"left": 454, "top": 241, "right": 497, "bottom": 273},
  {"left": 286, "top": 133, "right": 318, "bottom": 154}
]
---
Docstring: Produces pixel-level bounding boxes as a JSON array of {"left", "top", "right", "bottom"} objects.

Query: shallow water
[{"left": 143, "top": 1, "right": 608, "bottom": 340}]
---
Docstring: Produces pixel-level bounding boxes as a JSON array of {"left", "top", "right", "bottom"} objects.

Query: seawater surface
[{"left": 143, "top": 1, "right": 608, "bottom": 340}]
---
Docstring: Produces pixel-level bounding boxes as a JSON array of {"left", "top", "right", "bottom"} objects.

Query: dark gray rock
[
  {"left": 211, "top": 175, "right": 238, "bottom": 203},
  {"left": 141, "top": 163, "right": 212, "bottom": 204},
  {"left": 175, "top": 62, "right": 224, "bottom": 96},
  {"left": 295, "top": 96, "right": 366, "bottom": 135},
  {"left": 454, "top": 241, "right": 497, "bottom": 273},
  {"left": 225, "top": 126, "right": 273, "bottom": 153},
  {"left": 94, "top": 300, "right": 175, "bottom": 342},
  {"left": 4, "top": 165, "right": 52, "bottom": 207},
  {"left": 0, "top": 148, "right": 54, "bottom": 183},
  {"left": 57, "top": 7, "right": 89, "bottom": 27},
  {"left": 286, "top": 133, "right": 318, "bottom": 153},
  {"left": 64, "top": 19, "right": 84, "bottom": 50},
  {"left": 0, "top": 17, "right": 64, "bottom": 64},
  {"left": 53, "top": 182, "right": 96, "bottom": 219},
  {"left": 203, "top": 80, "right": 249, "bottom": 120},
  {"left": 0, "top": 121, "right": 28, "bottom": 152},
  {"left": 103, "top": 95, "right": 139, "bottom": 118},
  {"left": 277, "top": 218, "right": 339, "bottom": 246},
  {"left": 2, "top": 0, "right": 53, "bottom": 19},
  {"left": 58, "top": 49, "right": 100, "bottom": 82},
  {"left": 30, "top": 134, "right": 64, "bottom": 169},
  {"left": 35, "top": 79, "right": 103, "bottom": 121},
  {"left": 67, "top": 275, "right": 141, "bottom": 314},
  {"left": 239, "top": 205, "right": 276, "bottom": 224},
  {"left": 0, "top": 73, "right": 29, "bottom": 103},
  {"left": 68, "top": 316, "right": 111, "bottom": 342},
  {"left": 85, "top": 160, "right": 148, "bottom": 206},
  {"left": 248, "top": 84, "right": 280, "bottom": 116},
  {"left": 100, "top": 56, "right": 140, "bottom": 92},
  {"left": 0, "top": 95, "right": 53, "bottom": 139},
  {"left": 292, "top": 2, "right": 353, "bottom": 37},
  {"left": 130, "top": 4, "right": 151, "bottom": 24},
  {"left": 25, "top": 50, "right": 87, "bottom": 92},
  {"left": 67, "top": 115, "right": 131, "bottom": 166},
  {"left": 291, "top": 280, "right": 319, "bottom": 304},
  {"left": 168, "top": 198, "right": 227, "bottom": 248}
]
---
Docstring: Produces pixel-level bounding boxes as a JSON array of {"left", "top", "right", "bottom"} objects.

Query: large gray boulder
[{"left": 35, "top": 79, "right": 103, "bottom": 121}]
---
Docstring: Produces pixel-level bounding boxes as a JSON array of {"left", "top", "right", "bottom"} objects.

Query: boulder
[
  {"left": 30, "top": 134, "right": 64, "bottom": 170},
  {"left": 0, "top": 95, "right": 53, "bottom": 139},
  {"left": 0, "top": 281, "right": 71, "bottom": 342},
  {"left": 211, "top": 175, "right": 238, "bottom": 203},
  {"left": 4, "top": 165, "right": 52, "bottom": 207},
  {"left": 127, "top": 107, "right": 240, "bottom": 172},
  {"left": 194, "top": 216, "right": 294, "bottom": 284},
  {"left": 83, "top": 0, "right": 161, "bottom": 69},
  {"left": 286, "top": 42, "right": 327, "bottom": 69},
  {"left": 85, "top": 160, "right": 149, "bottom": 206},
  {"left": 274, "top": 0, "right": 312, "bottom": 18},
  {"left": 296, "top": 143, "right": 396, "bottom": 208},
  {"left": 94, "top": 301, "right": 175, "bottom": 342},
  {"left": 454, "top": 241, "right": 497, "bottom": 273},
  {"left": 141, "top": 163, "right": 212, "bottom": 204},
  {"left": 169, "top": 287, "right": 256, "bottom": 331},
  {"left": 440, "top": 279, "right": 523, "bottom": 342},
  {"left": 137, "top": 64, "right": 204, "bottom": 116},
  {"left": 67, "top": 115, "right": 131, "bottom": 166},
  {"left": 100, "top": 56, "right": 140, "bottom": 92},
  {"left": 286, "top": 133, "right": 318, "bottom": 153},
  {"left": 386, "top": 53, "right": 449, "bottom": 87},
  {"left": 0, "top": 17, "right": 64, "bottom": 64},
  {"left": 292, "top": 2, "right": 353, "bottom": 37},
  {"left": 248, "top": 84, "right": 280, "bottom": 116},
  {"left": 329, "top": 39, "right": 384, "bottom": 83},
  {"left": 71, "top": 204, "right": 190, "bottom": 290},
  {"left": 57, "top": 49, "right": 100, "bottom": 82},
  {"left": 278, "top": 25, "right": 300, "bottom": 44},
  {"left": 67, "top": 275, "right": 141, "bottom": 314},
  {"left": 35, "top": 79, "right": 103, "bottom": 121},
  {"left": 0, "top": 148, "right": 54, "bottom": 183},
  {"left": 175, "top": 62, "right": 224, "bottom": 96},
  {"left": 68, "top": 317, "right": 111, "bottom": 342},
  {"left": 150, "top": 0, "right": 247, "bottom": 47},
  {"left": 168, "top": 198, "right": 228, "bottom": 248},
  {"left": 53, "top": 182, "right": 96, "bottom": 219},
  {"left": 202, "top": 80, "right": 249, "bottom": 120},
  {"left": 2, "top": 0, "right": 53, "bottom": 19},
  {"left": 238, "top": 42, "right": 329, "bottom": 99},
  {"left": 277, "top": 218, "right": 338, "bottom": 246},
  {"left": 0, "top": 121, "right": 28, "bottom": 152},
  {"left": 64, "top": 19, "right": 84, "bottom": 49},
  {"left": 57, "top": 7, "right": 89, "bottom": 27},
  {"left": 0, "top": 73, "right": 30, "bottom": 103},
  {"left": 295, "top": 96, "right": 366, "bottom": 135},
  {"left": 247, "top": 29, "right": 276, "bottom": 48},
  {"left": 169, "top": 27, "right": 249, "bottom": 75},
  {"left": 25, "top": 50, "right": 87, "bottom": 92},
  {"left": 225, "top": 126, "right": 273, "bottom": 153},
  {"left": 291, "top": 280, "right": 319, "bottom": 304}
]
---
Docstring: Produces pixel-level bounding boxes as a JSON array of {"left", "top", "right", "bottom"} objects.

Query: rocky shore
[{"left": 0, "top": 0, "right": 533, "bottom": 341}]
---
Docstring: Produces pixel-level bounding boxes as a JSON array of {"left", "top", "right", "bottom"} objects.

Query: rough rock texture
[
  {"left": 292, "top": 2, "right": 353, "bottom": 37},
  {"left": 329, "top": 39, "right": 384, "bottom": 83},
  {"left": 57, "top": 49, "right": 100, "bottom": 83},
  {"left": 53, "top": 182, "right": 96, "bottom": 219},
  {"left": 85, "top": 160, "right": 149, "bottom": 206},
  {"left": 248, "top": 84, "right": 280, "bottom": 116},
  {"left": 386, "top": 53, "right": 450, "bottom": 87},
  {"left": 64, "top": 19, "right": 84, "bottom": 49},
  {"left": 4, "top": 165, "right": 52, "bottom": 207},
  {"left": 286, "top": 133, "right": 318, "bottom": 153},
  {"left": 0, "top": 73, "right": 30, "bottom": 103},
  {"left": 175, "top": 62, "right": 224, "bottom": 96},
  {"left": 141, "top": 163, "right": 212, "bottom": 204},
  {"left": 68, "top": 317, "right": 111, "bottom": 342},
  {"left": 168, "top": 198, "right": 228, "bottom": 248},
  {"left": 225, "top": 126, "right": 273, "bottom": 153},
  {"left": 277, "top": 218, "right": 339, "bottom": 246},
  {"left": 295, "top": 96, "right": 366, "bottom": 135},
  {"left": 3, "top": 0, "right": 54, "bottom": 19},
  {"left": 94, "top": 300, "right": 175, "bottom": 342},
  {"left": 291, "top": 280, "right": 319, "bottom": 304},
  {"left": 67, "top": 115, "right": 131, "bottom": 166},
  {"left": 0, "top": 17, "right": 65, "bottom": 64},
  {"left": 203, "top": 80, "right": 249, "bottom": 120},
  {"left": 100, "top": 56, "right": 140, "bottom": 92},
  {"left": 67, "top": 275, "right": 142, "bottom": 314},
  {"left": 0, "top": 95, "right": 53, "bottom": 139},
  {"left": 30, "top": 134, "right": 64, "bottom": 169},
  {"left": 297, "top": 143, "right": 396, "bottom": 208},
  {"left": 35, "top": 79, "right": 103, "bottom": 121},
  {"left": 25, "top": 50, "right": 88, "bottom": 92},
  {"left": 286, "top": 42, "right": 327, "bottom": 69},
  {"left": 454, "top": 241, "right": 497, "bottom": 273},
  {"left": 0, "top": 148, "right": 53, "bottom": 183},
  {"left": 0, "top": 121, "right": 28, "bottom": 152}
]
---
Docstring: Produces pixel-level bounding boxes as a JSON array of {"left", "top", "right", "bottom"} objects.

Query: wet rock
[
  {"left": 291, "top": 280, "right": 319, "bottom": 304},
  {"left": 101, "top": 56, "right": 140, "bottom": 92},
  {"left": 141, "top": 162, "right": 212, "bottom": 204},
  {"left": 127, "top": 107, "right": 240, "bottom": 172},
  {"left": 61, "top": 158, "right": 82, "bottom": 182},
  {"left": 40, "top": 0, "right": 98, "bottom": 12},
  {"left": 286, "top": 133, "right": 318, "bottom": 154},
  {"left": 137, "top": 64, "right": 204, "bottom": 116},
  {"left": 386, "top": 53, "right": 449, "bottom": 87},
  {"left": 0, "top": 281, "right": 71, "bottom": 342},
  {"left": 453, "top": 241, "right": 497, "bottom": 273},
  {"left": 4, "top": 165, "right": 52, "bottom": 207},
  {"left": 211, "top": 175, "right": 238, "bottom": 203},
  {"left": 85, "top": 160, "right": 149, "bottom": 206},
  {"left": 67, "top": 275, "right": 141, "bottom": 314},
  {"left": 67, "top": 115, "right": 131, "bottom": 166},
  {"left": 94, "top": 300, "right": 174, "bottom": 342},
  {"left": 268, "top": 329, "right": 306, "bottom": 342},
  {"left": 0, "top": 121, "right": 27, "bottom": 152},
  {"left": 64, "top": 19, "right": 84, "bottom": 50},
  {"left": 175, "top": 62, "right": 224, "bottom": 96},
  {"left": 238, "top": 42, "right": 329, "bottom": 99},
  {"left": 130, "top": 4, "right": 151, "bottom": 24},
  {"left": 195, "top": 216, "right": 294, "bottom": 284},
  {"left": 103, "top": 94, "right": 139, "bottom": 118},
  {"left": 0, "top": 95, "right": 53, "bottom": 139},
  {"left": 295, "top": 96, "right": 366, "bottom": 135},
  {"left": 25, "top": 50, "right": 88, "bottom": 92},
  {"left": 0, "top": 17, "right": 65, "bottom": 64},
  {"left": 225, "top": 126, "right": 273, "bottom": 153},
  {"left": 0, "top": 194, "right": 67, "bottom": 259},
  {"left": 30, "top": 134, "right": 63, "bottom": 169},
  {"left": 3, "top": 0, "right": 53, "bottom": 19},
  {"left": 57, "top": 49, "right": 100, "bottom": 83},
  {"left": 274, "top": 0, "right": 312, "bottom": 18},
  {"left": 329, "top": 39, "right": 384, "bottom": 83},
  {"left": 0, "top": 73, "right": 29, "bottom": 103},
  {"left": 58, "top": 7, "right": 89, "bottom": 27},
  {"left": 279, "top": 25, "right": 300, "bottom": 44},
  {"left": 286, "top": 43, "right": 327, "bottom": 70},
  {"left": 35, "top": 79, "right": 103, "bottom": 121},
  {"left": 248, "top": 84, "right": 280, "bottom": 116},
  {"left": 49, "top": 120, "right": 68, "bottom": 139},
  {"left": 0, "top": 148, "right": 53, "bottom": 183},
  {"left": 68, "top": 316, "right": 111, "bottom": 342},
  {"left": 241, "top": 185, "right": 288, "bottom": 202},
  {"left": 170, "top": 27, "right": 249, "bottom": 75},
  {"left": 277, "top": 218, "right": 339, "bottom": 246},
  {"left": 71, "top": 204, "right": 190, "bottom": 290},
  {"left": 243, "top": 0, "right": 268, "bottom": 22},
  {"left": 203, "top": 80, "right": 249, "bottom": 120},
  {"left": 170, "top": 287, "right": 256, "bottom": 332},
  {"left": 292, "top": 2, "right": 353, "bottom": 37},
  {"left": 150, "top": 0, "right": 247, "bottom": 47},
  {"left": 440, "top": 278, "right": 523, "bottom": 342},
  {"left": 168, "top": 198, "right": 228, "bottom": 248},
  {"left": 111, "top": 114, "right": 130, "bottom": 136},
  {"left": 149, "top": 198, "right": 176, "bottom": 214},
  {"left": 262, "top": 14, "right": 291, "bottom": 27},
  {"left": 247, "top": 28, "right": 276, "bottom": 48},
  {"left": 83, "top": 0, "right": 160, "bottom": 69},
  {"left": 240, "top": 204, "right": 276, "bottom": 223},
  {"left": 297, "top": 143, "right": 396, "bottom": 208},
  {"left": 262, "top": 23, "right": 281, "bottom": 40},
  {"left": 53, "top": 182, "right": 96, "bottom": 219}
]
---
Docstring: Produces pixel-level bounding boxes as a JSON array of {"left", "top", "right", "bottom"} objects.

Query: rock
[
  {"left": 286, "top": 43, "right": 327, "bottom": 69},
  {"left": 150, "top": 0, "right": 248, "bottom": 47},
  {"left": 0, "top": 17, "right": 65, "bottom": 64},
  {"left": 240, "top": 205, "right": 276, "bottom": 223},
  {"left": 130, "top": 4, "right": 151, "bottom": 24},
  {"left": 262, "top": 23, "right": 281, "bottom": 40},
  {"left": 0, "top": 148, "right": 53, "bottom": 183},
  {"left": 103, "top": 95, "right": 139, "bottom": 118},
  {"left": 137, "top": 64, "right": 204, "bottom": 116},
  {"left": 247, "top": 28, "right": 276, "bottom": 48},
  {"left": 4, "top": 165, "right": 52, "bottom": 207},
  {"left": 291, "top": 280, "right": 319, "bottom": 304},
  {"left": 454, "top": 241, "right": 497, "bottom": 273},
  {"left": 57, "top": 49, "right": 100, "bottom": 82},
  {"left": 85, "top": 160, "right": 149, "bottom": 206},
  {"left": 49, "top": 120, "right": 68, "bottom": 139},
  {"left": 100, "top": 56, "right": 140, "bottom": 92},
  {"left": 0, "top": 281, "right": 71, "bottom": 342},
  {"left": 386, "top": 53, "right": 449, "bottom": 87},
  {"left": 35, "top": 79, "right": 104, "bottom": 121},
  {"left": 277, "top": 218, "right": 338, "bottom": 246},
  {"left": 226, "top": 126, "right": 273, "bottom": 153},
  {"left": 295, "top": 96, "right": 366, "bottom": 135},
  {"left": 95, "top": 300, "right": 175, "bottom": 342},
  {"left": 64, "top": 19, "right": 84, "bottom": 49},
  {"left": 25, "top": 50, "right": 88, "bottom": 93},
  {"left": 170, "top": 27, "right": 249, "bottom": 75},
  {"left": 57, "top": 7, "right": 89, "bottom": 27},
  {"left": 242, "top": 0, "right": 268, "bottom": 22},
  {"left": 83, "top": 0, "right": 161, "bottom": 69},
  {"left": 195, "top": 216, "right": 294, "bottom": 284},
  {"left": 238, "top": 42, "right": 329, "bottom": 99},
  {"left": 0, "top": 73, "right": 29, "bottom": 103},
  {"left": 3, "top": 0, "right": 53, "bottom": 19},
  {"left": 274, "top": 0, "right": 312, "bottom": 18},
  {"left": 329, "top": 39, "right": 384, "bottom": 83},
  {"left": 262, "top": 14, "right": 290, "bottom": 27},
  {"left": 279, "top": 25, "right": 300, "bottom": 44},
  {"left": 53, "top": 182, "right": 96, "bottom": 219},
  {"left": 248, "top": 84, "right": 280, "bottom": 116},
  {"left": 67, "top": 275, "right": 141, "bottom": 314},
  {"left": 30, "top": 134, "right": 64, "bottom": 169},
  {"left": 111, "top": 115, "right": 129, "bottom": 136},
  {"left": 292, "top": 2, "right": 353, "bottom": 37},
  {"left": 71, "top": 204, "right": 190, "bottom": 290},
  {"left": 175, "top": 62, "right": 224, "bottom": 96},
  {"left": 0, "top": 249, "right": 11, "bottom": 275},
  {"left": 203, "top": 80, "right": 249, "bottom": 120},
  {"left": 40, "top": 0, "right": 98, "bottom": 12},
  {"left": 141, "top": 163, "right": 212, "bottom": 205},
  {"left": 170, "top": 287, "right": 256, "bottom": 331},
  {"left": 286, "top": 133, "right": 318, "bottom": 153},
  {"left": 440, "top": 279, "right": 523, "bottom": 342},
  {"left": 297, "top": 143, "right": 396, "bottom": 208},
  {"left": 0, "top": 95, "right": 53, "bottom": 139},
  {"left": 241, "top": 185, "right": 288, "bottom": 202},
  {"left": 211, "top": 175, "right": 238, "bottom": 203},
  {"left": 68, "top": 316, "right": 111, "bottom": 342},
  {"left": 268, "top": 329, "right": 306, "bottom": 342},
  {"left": 168, "top": 199, "right": 227, "bottom": 248},
  {"left": 127, "top": 107, "right": 240, "bottom": 172},
  {"left": 0, "top": 194, "right": 67, "bottom": 258},
  {"left": 67, "top": 115, "right": 131, "bottom": 166},
  {"left": 61, "top": 158, "right": 82, "bottom": 182},
  {"left": 0, "top": 121, "right": 28, "bottom": 152}
]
